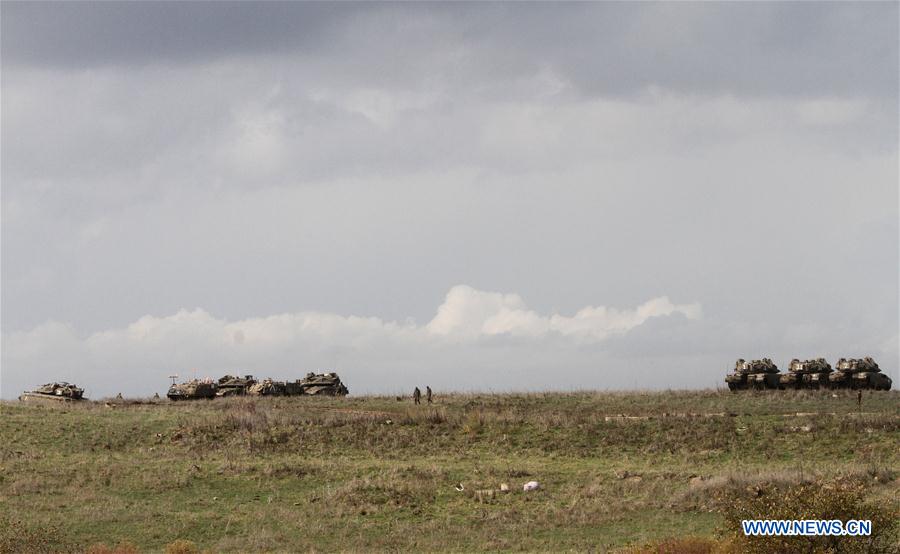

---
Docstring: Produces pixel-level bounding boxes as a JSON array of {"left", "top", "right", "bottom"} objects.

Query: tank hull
[
  {"left": 215, "top": 375, "right": 257, "bottom": 397},
  {"left": 725, "top": 374, "right": 747, "bottom": 391},
  {"left": 249, "top": 373, "right": 349, "bottom": 397},
  {"left": 167, "top": 382, "right": 218, "bottom": 400},
  {"left": 19, "top": 392, "right": 84, "bottom": 403},
  {"left": 829, "top": 371, "right": 892, "bottom": 391},
  {"left": 725, "top": 373, "right": 780, "bottom": 390},
  {"left": 216, "top": 387, "right": 248, "bottom": 397},
  {"left": 748, "top": 372, "right": 781, "bottom": 389},
  {"left": 779, "top": 372, "right": 832, "bottom": 390}
]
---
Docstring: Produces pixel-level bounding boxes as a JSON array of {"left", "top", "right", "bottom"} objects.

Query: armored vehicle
[
  {"left": 295, "top": 372, "right": 349, "bottom": 396},
  {"left": 167, "top": 379, "right": 218, "bottom": 400},
  {"left": 247, "top": 373, "right": 349, "bottom": 397},
  {"left": 780, "top": 358, "right": 832, "bottom": 389},
  {"left": 216, "top": 374, "right": 257, "bottom": 397},
  {"left": 19, "top": 382, "right": 85, "bottom": 402},
  {"left": 725, "top": 358, "right": 780, "bottom": 390},
  {"left": 829, "top": 357, "right": 892, "bottom": 390},
  {"left": 247, "top": 378, "right": 286, "bottom": 396}
]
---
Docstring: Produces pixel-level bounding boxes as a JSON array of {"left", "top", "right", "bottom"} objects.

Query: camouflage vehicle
[
  {"left": 19, "top": 382, "right": 85, "bottom": 402},
  {"left": 294, "top": 372, "right": 349, "bottom": 396},
  {"left": 248, "top": 373, "right": 349, "bottom": 397},
  {"left": 780, "top": 358, "right": 832, "bottom": 389},
  {"left": 216, "top": 374, "right": 257, "bottom": 397},
  {"left": 167, "top": 379, "right": 218, "bottom": 400},
  {"left": 828, "top": 357, "right": 892, "bottom": 390},
  {"left": 247, "top": 378, "right": 287, "bottom": 396},
  {"left": 725, "top": 358, "right": 780, "bottom": 390}
]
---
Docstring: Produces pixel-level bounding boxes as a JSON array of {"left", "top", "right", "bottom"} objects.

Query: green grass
[{"left": 1, "top": 389, "right": 897, "bottom": 552}]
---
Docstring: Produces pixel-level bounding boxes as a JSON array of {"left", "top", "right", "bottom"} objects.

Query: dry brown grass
[
  {"left": 0, "top": 519, "right": 80, "bottom": 553},
  {"left": 622, "top": 536, "right": 727, "bottom": 554},
  {"left": 85, "top": 541, "right": 140, "bottom": 554},
  {"left": 163, "top": 540, "right": 199, "bottom": 554}
]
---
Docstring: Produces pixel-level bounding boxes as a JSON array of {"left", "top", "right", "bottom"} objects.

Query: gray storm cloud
[{"left": 1, "top": 2, "right": 897, "bottom": 397}]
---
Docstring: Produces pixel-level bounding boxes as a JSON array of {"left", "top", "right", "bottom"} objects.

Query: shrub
[
  {"left": 0, "top": 519, "right": 79, "bottom": 553},
  {"left": 718, "top": 480, "right": 898, "bottom": 553}
]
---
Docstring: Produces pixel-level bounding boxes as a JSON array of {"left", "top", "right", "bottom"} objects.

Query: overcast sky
[{"left": 2, "top": 2, "right": 897, "bottom": 399}]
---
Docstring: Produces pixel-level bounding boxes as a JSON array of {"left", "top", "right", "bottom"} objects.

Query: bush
[
  {"left": 718, "top": 480, "right": 898, "bottom": 553},
  {"left": 0, "top": 519, "right": 79, "bottom": 553}
]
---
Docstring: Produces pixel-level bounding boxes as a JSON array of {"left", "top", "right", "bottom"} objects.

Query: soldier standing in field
[
  {"left": 413, "top": 387, "right": 421, "bottom": 405},
  {"left": 426, "top": 386, "right": 433, "bottom": 404}
]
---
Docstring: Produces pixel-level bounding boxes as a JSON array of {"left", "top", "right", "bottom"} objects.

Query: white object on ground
[
  {"left": 500, "top": 483, "right": 510, "bottom": 492},
  {"left": 523, "top": 481, "right": 540, "bottom": 491}
]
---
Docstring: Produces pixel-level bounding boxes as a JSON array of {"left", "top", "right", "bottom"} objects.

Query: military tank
[
  {"left": 247, "top": 378, "right": 286, "bottom": 396},
  {"left": 248, "top": 373, "right": 349, "bottom": 397},
  {"left": 167, "top": 379, "right": 218, "bottom": 400},
  {"left": 828, "top": 357, "right": 892, "bottom": 390},
  {"left": 294, "top": 372, "right": 349, "bottom": 396},
  {"left": 216, "top": 374, "right": 257, "bottom": 397},
  {"left": 725, "top": 358, "right": 780, "bottom": 390},
  {"left": 780, "top": 358, "right": 832, "bottom": 389},
  {"left": 19, "top": 382, "right": 85, "bottom": 402}
]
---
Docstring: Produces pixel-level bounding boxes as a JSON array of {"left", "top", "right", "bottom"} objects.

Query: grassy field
[{"left": 1, "top": 389, "right": 898, "bottom": 552}]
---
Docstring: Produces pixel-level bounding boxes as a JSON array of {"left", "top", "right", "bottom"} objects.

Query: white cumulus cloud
[
  {"left": 1, "top": 285, "right": 700, "bottom": 398},
  {"left": 427, "top": 285, "right": 700, "bottom": 342}
]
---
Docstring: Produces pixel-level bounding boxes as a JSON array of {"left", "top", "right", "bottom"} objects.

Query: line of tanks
[
  {"left": 166, "top": 372, "right": 349, "bottom": 400},
  {"left": 725, "top": 357, "right": 892, "bottom": 391},
  {"left": 17, "top": 372, "right": 349, "bottom": 403},
  {"left": 16, "top": 361, "right": 892, "bottom": 402}
]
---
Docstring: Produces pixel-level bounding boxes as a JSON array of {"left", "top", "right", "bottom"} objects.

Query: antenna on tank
[{"left": 168, "top": 374, "right": 179, "bottom": 386}]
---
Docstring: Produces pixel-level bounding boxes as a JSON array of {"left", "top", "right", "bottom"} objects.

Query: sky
[{"left": 1, "top": 2, "right": 897, "bottom": 399}]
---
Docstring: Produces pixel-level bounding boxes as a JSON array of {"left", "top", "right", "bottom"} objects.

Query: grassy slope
[{"left": 1, "top": 390, "right": 898, "bottom": 552}]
